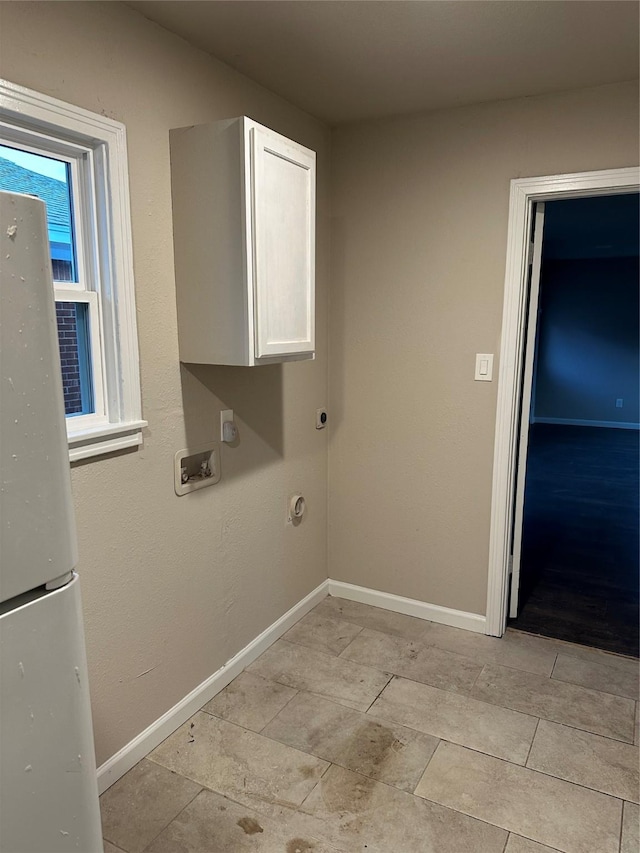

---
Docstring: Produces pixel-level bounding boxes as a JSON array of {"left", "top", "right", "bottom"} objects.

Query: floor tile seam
[
  {"left": 263, "top": 683, "right": 421, "bottom": 737},
  {"left": 362, "top": 701, "right": 443, "bottom": 747},
  {"left": 262, "top": 685, "right": 367, "bottom": 724},
  {"left": 412, "top": 783, "right": 614, "bottom": 853},
  {"left": 251, "top": 702, "right": 441, "bottom": 796},
  {"left": 101, "top": 832, "right": 130, "bottom": 853},
  {"left": 296, "top": 758, "right": 514, "bottom": 840},
  {"left": 405, "top": 783, "right": 517, "bottom": 841},
  {"left": 310, "top": 609, "right": 417, "bottom": 642},
  {"left": 271, "top": 683, "right": 372, "bottom": 713},
  {"left": 334, "top": 618, "right": 487, "bottom": 664},
  {"left": 137, "top": 784, "right": 204, "bottom": 853},
  {"left": 255, "top": 686, "right": 301, "bottom": 735},
  {"left": 475, "top": 698, "right": 638, "bottom": 745},
  {"left": 143, "top": 762, "right": 325, "bottom": 824},
  {"left": 296, "top": 760, "right": 333, "bottom": 814},
  {"left": 335, "top": 652, "right": 483, "bottom": 696},
  {"left": 278, "top": 630, "right": 364, "bottom": 659},
  {"left": 184, "top": 707, "right": 300, "bottom": 745},
  {"left": 362, "top": 704, "right": 535, "bottom": 768},
  {"left": 462, "top": 651, "right": 561, "bottom": 678},
  {"left": 317, "top": 599, "right": 433, "bottom": 633},
  {"left": 617, "top": 796, "right": 627, "bottom": 853},
  {"left": 426, "top": 740, "right": 630, "bottom": 807},
  {"left": 202, "top": 710, "right": 334, "bottom": 772},
  {"left": 305, "top": 748, "right": 434, "bottom": 797},
  {"left": 507, "top": 627, "right": 640, "bottom": 665},
  {"left": 197, "top": 684, "right": 301, "bottom": 734},
  {"left": 523, "top": 756, "right": 639, "bottom": 805},
  {"left": 144, "top": 783, "right": 345, "bottom": 852},
  {"left": 500, "top": 833, "right": 510, "bottom": 853},
  {"left": 277, "top": 636, "right": 396, "bottom": 681},
  {"left": 427, "top": 648, "right": 556, "bottom": 679},
  {"left": 370, "top": 670, "right": 542, "bottom": 723},
  {"left": 555, "top": 648, "right": 640, "bottom": 676},
  {"left": 363, "top": 672, "right": 394, "bottom": 713},
  {"left": 366, "top": 675, "right": 640, "bottom": 752},
  {"left": 199, "top": 668, "right": 636, "bottom": 750},
  {"left": 468, "top": 688, "right": 636, "bottom": 741},
  {"left": 339, "top": 625, "right": 491, "bottom": 672},
  {"left": 531, "top": 717, "right": 640, "bottom": 750},
  {"left": 523, "top": 716, "right": 541, "bottom": 767},
  {"left": 549, "top": 671, "right": 640, "bottom": 702},
  {"left": 146, "top": 753, "right": 214, "bottom": 795},
  {"left": 319, "top": 608, "right": 570, "bottom": 677},
  {"left": 417, "top": 737, "right": 548, "bottom": 783},
  {"left": 479, "top": 662, "right": 639, "bottom": 705},
  {"left": 362, "top": 696, "right": 544, "bottom": 765},
  {"left": 246, "top": 650, "right": 391, "bottom": 711},
  {"left": 468, "top": 660, "right": 483, "bottom": 692}
]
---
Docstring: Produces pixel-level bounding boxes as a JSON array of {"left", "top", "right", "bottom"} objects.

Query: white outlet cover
[{"left": 220, "top": 409, "right": 234, "bottom": 441}]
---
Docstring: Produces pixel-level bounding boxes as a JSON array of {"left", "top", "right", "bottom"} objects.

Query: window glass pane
[
  {"left": 55, "top": 301, "right": 94, "bottom": 416},
  {"left": 0, "top": 144, "right": 77, "bottom": 282}
]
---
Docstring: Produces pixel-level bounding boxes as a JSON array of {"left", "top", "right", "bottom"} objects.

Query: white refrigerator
[{"left": 0, "top": 191, "right": 103, "bottom": 853}]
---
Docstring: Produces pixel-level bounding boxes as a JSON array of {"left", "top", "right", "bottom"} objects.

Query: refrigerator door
[
  {"left": 0, "top": 191, "right": 77, "bottom": 602},
  {"left": 0, "top": 574, "right": 103, "bottom": 853}
]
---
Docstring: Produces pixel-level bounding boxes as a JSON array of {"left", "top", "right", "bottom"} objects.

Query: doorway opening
[
  {"left": 485, "top": 167, "right": 640, "bottom": 645},
  {"left": 508, "top": 194, "right": 639, "bottom": 656}
]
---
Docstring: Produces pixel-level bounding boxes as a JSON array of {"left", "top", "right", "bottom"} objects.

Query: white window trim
[
  {"left": 0, "top": 79, "right": 146, "bottom": 461},
  {"left": 55, "top": 289, "right": 106, "bottom": 429}
]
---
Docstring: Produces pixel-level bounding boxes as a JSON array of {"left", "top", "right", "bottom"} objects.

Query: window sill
[{"left": 68, "top": 420, "right": 147, "bottom": 463}]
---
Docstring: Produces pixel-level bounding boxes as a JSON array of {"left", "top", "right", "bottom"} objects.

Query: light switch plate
[{"left": 475, "top": 353, "right": 494, "bottom": 381}]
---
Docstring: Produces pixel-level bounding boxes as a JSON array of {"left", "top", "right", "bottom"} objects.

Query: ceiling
[{"left": 127, "top": 1, "right": 639, "bottom": 125}]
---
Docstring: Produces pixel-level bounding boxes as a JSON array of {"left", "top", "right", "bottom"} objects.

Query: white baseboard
[
  {"left": 327, "top": 579, "right": 486, "bottom": 634},
  {"left": 97, "top": 577, "right": 487, "bottom": 793},
  {"left": 96, "top": 578, "right": 329, "bottom": 794},
  {"left": 532, "top": 417, "right": 639, "bottom": 430}
]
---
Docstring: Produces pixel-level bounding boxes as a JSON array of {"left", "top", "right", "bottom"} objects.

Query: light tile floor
[{"left": 101, "top": 596, "right": 640, "bottom": 853}]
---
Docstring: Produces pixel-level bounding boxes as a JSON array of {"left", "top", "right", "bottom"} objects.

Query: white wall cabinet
[{"left": 170, "top": 117, "right": 316, "bottom": 365}]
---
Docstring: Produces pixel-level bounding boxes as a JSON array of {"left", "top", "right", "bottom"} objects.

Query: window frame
[{"left": 0, "top": 79, "right": 145, "bottom": 461}]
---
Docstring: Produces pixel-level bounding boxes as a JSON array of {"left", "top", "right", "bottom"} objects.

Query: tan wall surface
[
  {"left": 329, "top": 81, "right": 639, "bottom": 616},
  {"left": 0, "top": 1, "right": 330, "bottom": 765}
]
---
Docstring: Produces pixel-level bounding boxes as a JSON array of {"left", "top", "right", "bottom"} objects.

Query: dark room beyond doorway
[{"left": 509, "top": 193, "right": 640, "bottom": 658}]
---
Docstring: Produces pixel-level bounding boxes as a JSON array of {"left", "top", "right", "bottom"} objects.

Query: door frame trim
[{"left": 484, "top": 166, "right": 640, "bottom": 637}]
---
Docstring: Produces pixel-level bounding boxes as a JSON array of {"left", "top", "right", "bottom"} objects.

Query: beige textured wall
[
  {"left": 329, "top": 81, "right": 639, "bottom": 616},
  {"left": 0, "top": 1, "right": 330, "bottom": 765}
]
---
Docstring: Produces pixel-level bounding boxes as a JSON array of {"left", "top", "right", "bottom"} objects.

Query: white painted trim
[
  {"left": 532, "top": 417, "right": 639, "bottom": 430},
  {"left": 96, "top": 577, "right": 490, "bottom": 793},
  {"left": 0, "top": 78, "right": 144, "bottom": 462},
  {"left": 486, "top": 166, "right": 640, "bottom": 638},
  {"left": 96, "top": 579, "right": 329, "bottom": 793},
  {"left": 69, "top": 430, "right": 146, "bottom": 462},
  {"left": 328, "top": 580, "right": 486, "bottom": 634}
]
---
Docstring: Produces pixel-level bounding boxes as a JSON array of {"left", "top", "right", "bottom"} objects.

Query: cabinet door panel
[{"left": 252, "top": 127, "right": 315, "bottom": 359}]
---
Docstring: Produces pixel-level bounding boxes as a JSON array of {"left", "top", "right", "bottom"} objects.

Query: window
[{"left": 0, "top": 80, "right": 145, "bottom": 461}]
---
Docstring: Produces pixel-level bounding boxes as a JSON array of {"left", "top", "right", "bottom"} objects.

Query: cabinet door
[{"left": 251, "top": 126, "right": 315, "bottom": 359}]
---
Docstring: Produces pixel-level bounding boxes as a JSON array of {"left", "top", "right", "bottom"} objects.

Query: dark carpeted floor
[{"left": 509, "top": 424, "right": 639, "bottom": 658}]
